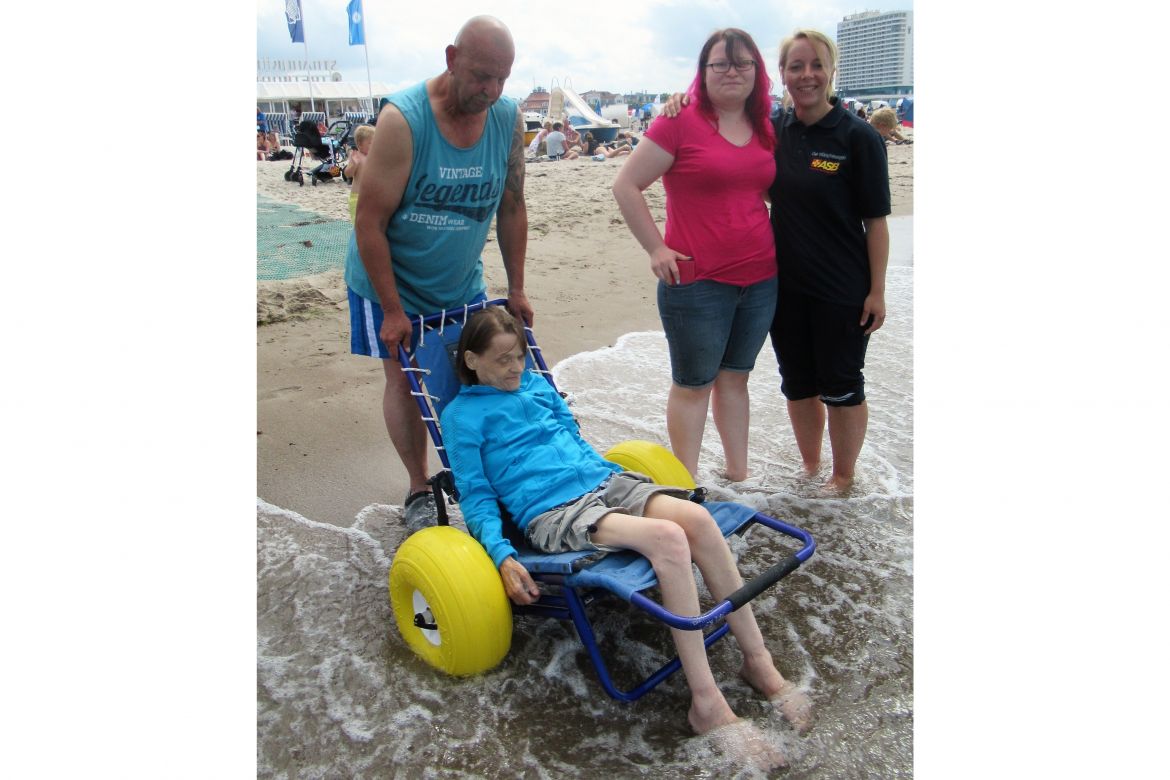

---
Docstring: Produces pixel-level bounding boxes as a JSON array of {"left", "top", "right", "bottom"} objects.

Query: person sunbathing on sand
[
  {"left": 597, "top": 133, "right": 634, "bottom": 158},
  {"left": 440, "top": 307, "right": 812, "bottom": 763}
]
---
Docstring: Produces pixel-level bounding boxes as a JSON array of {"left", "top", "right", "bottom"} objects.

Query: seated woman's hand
[{"left": 499, "top": 557, "right": 541, "bottom": 605}]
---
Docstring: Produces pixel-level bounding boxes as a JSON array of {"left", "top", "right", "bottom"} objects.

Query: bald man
[{"left": 345, "top": 16, "right": 532, "bottom": 530}]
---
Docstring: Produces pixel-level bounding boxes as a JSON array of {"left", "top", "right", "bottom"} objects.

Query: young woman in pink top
[{"left": 612, "top": 28, "right": 777, "bottom": 483}]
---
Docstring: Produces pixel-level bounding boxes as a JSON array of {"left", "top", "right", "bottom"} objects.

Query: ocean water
[{"left": 258, "top": 231, "right": 913, "bottom": 778}]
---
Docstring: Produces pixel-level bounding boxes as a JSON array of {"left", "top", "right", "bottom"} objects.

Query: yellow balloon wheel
[
  {"left": 389, "top": 525, "right": 512, "bottom": 676},
  {"left": 603, "top": 440, "right": 696, "bottom": 490}
]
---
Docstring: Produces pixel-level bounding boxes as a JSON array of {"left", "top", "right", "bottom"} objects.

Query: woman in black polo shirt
[{"left": 769, "top": 29, "right": 891, "bottom": 493}]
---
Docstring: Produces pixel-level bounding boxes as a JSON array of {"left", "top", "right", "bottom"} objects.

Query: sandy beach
[{"left": 257, "top": 134, "right": 914, "bottom": 525}]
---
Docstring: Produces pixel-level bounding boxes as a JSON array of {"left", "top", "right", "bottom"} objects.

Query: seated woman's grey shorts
[{"left": 525, "top": 471, "right": 690, "bottom": 554}]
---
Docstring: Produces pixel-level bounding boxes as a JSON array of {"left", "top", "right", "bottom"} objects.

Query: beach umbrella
[{"left": 897, "top": 98, "right": 914, "bottom": 127}]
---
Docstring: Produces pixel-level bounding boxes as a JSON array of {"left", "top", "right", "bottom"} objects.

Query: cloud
[{"left": 256, "top": 0, "right": 913, "bottom": 100}]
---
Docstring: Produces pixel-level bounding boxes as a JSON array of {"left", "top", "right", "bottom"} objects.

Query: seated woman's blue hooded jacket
[{"left": 440, "top": 371, "right": 621, "bottom": 567}]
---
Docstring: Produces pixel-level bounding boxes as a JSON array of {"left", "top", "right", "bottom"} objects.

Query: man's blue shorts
[
  {"left": 348, "top": 287, "right": 487, "bottom": 359},
  {"left": 656, "top": 276, "right": 778, "bottom": 388}
]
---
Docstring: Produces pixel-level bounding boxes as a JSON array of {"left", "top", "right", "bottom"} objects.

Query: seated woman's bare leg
[
  {"left": 641, "top": 494, "right": 814, "bottom": 732},
  {"left": 589, "top": 512, "right": 736, "bottom": 734}
]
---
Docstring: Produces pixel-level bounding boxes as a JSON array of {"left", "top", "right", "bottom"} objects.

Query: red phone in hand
[{"left": 675, "top": 259, "right": 695, "bottom": 285}]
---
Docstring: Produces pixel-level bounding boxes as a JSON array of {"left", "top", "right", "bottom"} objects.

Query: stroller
[
  {"left": 387, "top": 299, "right": 816, "bottom": 701},
  {"left": 284, "top": 119, "right": 352, "bottom": 186}
]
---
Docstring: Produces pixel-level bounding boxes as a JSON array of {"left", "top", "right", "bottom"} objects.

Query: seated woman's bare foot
[
  {"left": 769, "top": 681, "right": 814, "bottom": 734},
  {"left": 705, "top": 720, "right": 787, "bottom": 771},
  {"left": 739, "top": 652, "right": 787, "bottom": 699},
  {"left": 688, "top": 694, "right": 739, "bottom": 735}
]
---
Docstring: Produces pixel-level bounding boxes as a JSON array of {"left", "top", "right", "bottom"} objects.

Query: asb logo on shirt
[{"left": 809, "top": 156, "right": 841, "bottom": 174}]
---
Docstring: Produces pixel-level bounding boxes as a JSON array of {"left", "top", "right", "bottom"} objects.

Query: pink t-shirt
[{"left": 644, "top": 106, "right": 776, "bottom": 285}]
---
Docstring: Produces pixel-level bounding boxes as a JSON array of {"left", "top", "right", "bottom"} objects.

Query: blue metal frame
[{"left": 395, "top": 299, "right": 816, "bottom": 702}]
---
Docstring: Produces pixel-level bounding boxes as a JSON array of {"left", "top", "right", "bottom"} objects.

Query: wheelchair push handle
[
  {"left": 724, "top": 554, "right": 803, "bottom": 612},
  {"left": 628, "top": 550, "right": 808, "bottom": 630}
]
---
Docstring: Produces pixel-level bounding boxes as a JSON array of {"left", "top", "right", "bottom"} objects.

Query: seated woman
[
  {"left": 439, "top": 307, "right": 812, "bottom": 746},
  {"left": 256, "top": 130, "right": 271, "bottom": 161},
  {"left": 527, "top": 121, "right": 553, "bottom": 157},
  {"left": 562, "top": 118, "right": 582, "bottom": 150},
  {"left": 579, "top": 131, "right": 603, "bottom": 157}
]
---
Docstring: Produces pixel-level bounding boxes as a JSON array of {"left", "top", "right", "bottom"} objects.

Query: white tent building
[{"left": 257, "top": 81, "right": 398, "bottom": 119}]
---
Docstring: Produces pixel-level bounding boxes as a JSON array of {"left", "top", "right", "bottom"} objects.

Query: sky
[{"left": 257, "top": 0, "right": 915, "bottom": 101}]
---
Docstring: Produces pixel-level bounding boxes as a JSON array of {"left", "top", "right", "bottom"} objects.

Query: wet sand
[{"left": 256, "top": 135, "right": 913, "bottom": 525}]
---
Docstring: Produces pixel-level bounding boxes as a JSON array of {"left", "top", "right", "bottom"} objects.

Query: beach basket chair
[
  {"left": 299, "top": 110, "right": 327, "bottom": 130},
  {"left": 267, "top": 113, "right": 293, "bottom": 149},
  {"left": 387, "top": 299, "right": 816, "bottom": 700}
]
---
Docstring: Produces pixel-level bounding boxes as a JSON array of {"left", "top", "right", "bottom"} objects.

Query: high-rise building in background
[{"left": 835, "top": 10, "right": 914, "bottom": 103}]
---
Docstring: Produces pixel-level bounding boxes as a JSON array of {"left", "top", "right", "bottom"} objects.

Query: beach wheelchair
[{"left": 387, "top": 299, "right": 815, "bottom": 700}]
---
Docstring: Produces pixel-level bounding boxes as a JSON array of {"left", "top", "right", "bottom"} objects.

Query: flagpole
[
  {"left": 362, "top": 41, "right": 374, "bottom": 116},
  {"left": 363, "top": 44, "right": 373, "bottom": 116},
  {"left": 303, "top": 40, "right": 315, "bottom": 112},
  {"left": 356, "top": 0, "right": 373, "bottom": 116}
]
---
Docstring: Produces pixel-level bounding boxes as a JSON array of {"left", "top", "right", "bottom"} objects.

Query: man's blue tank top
[{"left": 345, "top": 82, "right": 517, "bottom": 315}]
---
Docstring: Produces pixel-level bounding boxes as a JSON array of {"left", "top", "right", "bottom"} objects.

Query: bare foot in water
[
  {"left": 721, "top": 465, "right": 749, "bottom": 483},
  {"left": 769, "top": 681, "right": 814, "bottom": 734},
  {"left": 740, "top": 654, "right": 813, "bottom": 733},
  {"left": 705, "top": 720, "right": 787, "bottom": 771},
  {"left": 739, "top": 651, "right": 788, "bottom": 699},
  {"left": 822, "top": 473, "right": 854, "bottom": 494},
  {"left": 688, "top": 693, "right": 739, "bottom": 735}
]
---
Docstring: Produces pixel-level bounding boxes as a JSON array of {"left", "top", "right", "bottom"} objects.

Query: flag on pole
[
  {"left": 285, "top": 0, "right": 305, "bottom": 43},
  {"left": 347, "top": 0, "right": 366, "bottom": 46}
]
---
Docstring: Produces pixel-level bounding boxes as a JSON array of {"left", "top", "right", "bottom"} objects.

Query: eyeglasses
[{"left": 707, "top": 60, "right": 756, "bottom": 74}]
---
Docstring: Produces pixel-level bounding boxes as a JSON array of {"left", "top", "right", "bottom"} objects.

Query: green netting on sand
[{"left": 257, "top": 195, "right": 351, "bottom": 280}]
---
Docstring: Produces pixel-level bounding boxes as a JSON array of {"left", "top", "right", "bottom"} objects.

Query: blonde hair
[
  {"left": 869, "top": 107, "right": 898, "bottom": 130},
  {"left": 354, "top": 124, "right": 375, "bottom": 146},
  {"left": 779, "top": 29, "right": 837, "bottom": 104}
]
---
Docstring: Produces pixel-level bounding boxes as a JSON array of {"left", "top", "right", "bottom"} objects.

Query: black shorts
[{"left": 770, "top": 286, "right": 870, "bottom": 407}]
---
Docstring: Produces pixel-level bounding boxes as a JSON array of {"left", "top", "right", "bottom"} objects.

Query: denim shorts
[{"left": 657, "top": 275, "right": 778, "bottom": 387}]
